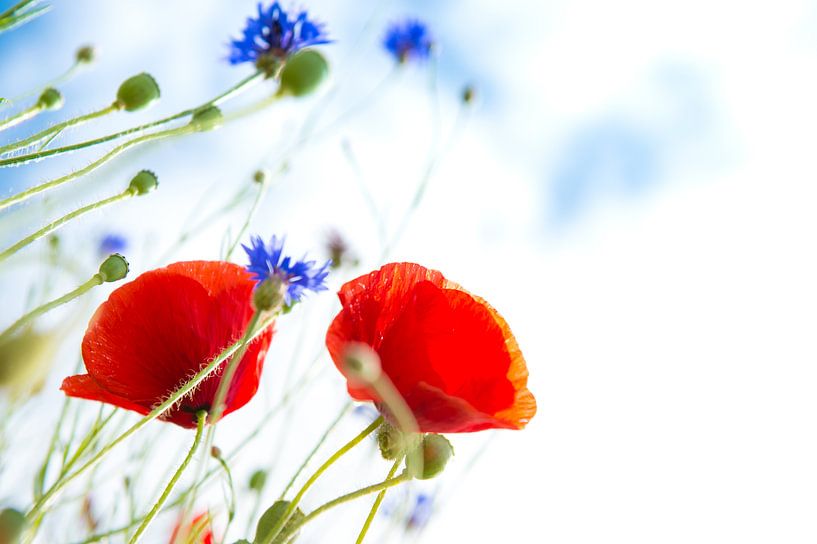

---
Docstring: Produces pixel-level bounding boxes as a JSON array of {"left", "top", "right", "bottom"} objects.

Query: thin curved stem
[
  {"left": 281, "top": 471, "right": 411, "bottom": 542},
  {"left": 0, "top": 188, "right": 135, "bottom": 261},
  {"left": 24, "top": 313, "right": 273, "bottom": 527},
  {"left": 0, "top": 103, "right": 119, "bottom": 155},
  {"left": 355, "top": 457, "right": 403, "bottom": 544},
  {"left": 224, "top": 180, "right": 267, "bottom": 260},
  {"left": 261, "top": 417, "right": 384, "bottom": 544},
  {"left": 210, "top": 312, "right": 262, "bottom": 424},
  {"left": 280, "top": 403, "right": 352, "bottom": 500},
  {"left": 0, "top": 71, "right": 263, "bottom": 167},
  {"left": 0, "top": 103, "right": 41, "bottom": 133},
  {"left": 0, "top": 125, "right": 191, "bottom": 211},
  {"left": 0, "top": 275, "right": 102, "bottom": 343},
  {"left": 128, "top": 411, "right": 207, "bottom": 543}
]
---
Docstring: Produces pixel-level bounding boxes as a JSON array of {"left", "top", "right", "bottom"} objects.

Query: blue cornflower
[
  {"left": 228, "top": 2, "right": 330, "bottom": 70},
  {"left": 98, "top": 233, "right": 127, "bottom": 256},
  {"left": 383, "top": 19, "right": 433, "bottom": 63},
  {"left": 407, "top": 493, "right": 434, "bottom": 530},
  {"left": 242, "top": 234, "right": 330, "bottom": 306}
]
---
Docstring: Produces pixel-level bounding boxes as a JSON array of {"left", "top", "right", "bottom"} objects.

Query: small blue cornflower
[
  {"left": 407, "top": 493, "right": 434, "bottom": 530},
  {"left": 242, "top": 234, "right": 331, "bottom": 306},
  {"left": 98, "top": 233, "right": 127, "bottom": 256},
  {"left": 228, "top": 2, "right": 330, "bottom": 72},
  {"left": 383, "top": 19, "right": 433, "bottom": 64}
]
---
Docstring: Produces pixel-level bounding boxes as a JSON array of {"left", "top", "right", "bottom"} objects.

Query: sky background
[{"left": 2, "top": 0, "right": 817, "bottom": 542}]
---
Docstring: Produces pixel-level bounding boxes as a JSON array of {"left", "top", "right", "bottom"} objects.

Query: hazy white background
[{"left": 2, "top": 0, "right": 817, "bottom": 542}]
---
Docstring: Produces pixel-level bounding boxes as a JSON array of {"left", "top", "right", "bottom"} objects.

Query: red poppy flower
[
  {"left": 61, "top": 261, "right": 273, "bottom": 428},
  {"left": 169, "top": 512, "right": 213, "bottom": 544},
  {"left": 326, "top": 262, "right": 536, "bottom": 433}
]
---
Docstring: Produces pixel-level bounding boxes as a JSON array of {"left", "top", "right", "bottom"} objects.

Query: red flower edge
[
  {"left": 61, "top": 261, "right": 274, "bottom": 428},
  {"left": 326, "top": 262, "right": 536, "bottom": 433}
]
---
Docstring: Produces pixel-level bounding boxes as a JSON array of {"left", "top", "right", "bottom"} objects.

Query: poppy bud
[
  {"left": 407, "top": 434, "right": 453, "bottom": 480},
  {"left": 342, "top": 342, "right": 382, "bottom": 386},
  {"left": 128, "top": 169, "right": 158, "bottom": 196},
  {"left": 255, "top": 500, "right": 304, "bottom": 544},
  {"left": 97, "top": 254, "right": 129, "bottom": 283},
  {"left": 115, "top": 73, "right": 160, "bottom": 112},
  {"left": 278, "top": 50, "right": 329, "bottom": 98},
  {"left": 253, "top": 169, "right": 270, "bottom": 185},
  {"left": 462, "top": 85, "right": 476, "bottom": 105},
  {"left": 0, "top": 508, "right": 25, "bottom": 544},
  {"left": 37, "top": 87, "right": 63, "bottom": 110},
  {"left": 0, "top": 329, "right": 58, "bottom": 400},
  {"left": 376, "top": 421, "right": 405, "bottom": 460},
  {"left": 76, "top": 45, "right": 95, "bottom": 65},
  {"left": 190, "top": 105, "right": 223, "bottom": 132},
  {"left": 252, "top": 275, "right": 287, "bottom": 313},
  {"left": 248, "top": 469, "right": 267, "bottom": 492},
  {"left": 210, "top": 445, "right": 222, "bottom": 458}
]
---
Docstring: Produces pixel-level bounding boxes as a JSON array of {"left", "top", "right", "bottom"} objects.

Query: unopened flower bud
[
  {"left": 98, "top": 254, "right": 129, "bottom": 283},
  {"left": 255, "top": 500, "right": 304, "bottom": 544},
  {"left": 37, "top": 87, "right": 63, "bottom": 110},
  {"left": 278, "top": 50, "right": 329, "bottom": 98},
  {"left": 76, "top": 45, "right": 95, "bottom": 64},
  {"left": 247, "top": 468, "right": 267, "bottom": 493},
  {"left": 462, "top": 85, "right": 476, "bottom": 105},
  {"left": 128, "top": 170, "right": 158, "bottom": 195},
  {"left": 407, "top": 434, "right": 453, "bottom": 480},
  {"left": 249, "top": 469, "right": 267, "bottom": 492},
  {"left": 210, "top": 445, "right": 222, "bottom": 458},
  {"left": 0, "top": 330, "right": 58, "bottom": 400},
  {"left": 253, "top": 276, "right": 286, "bottom": 312},
  {"left": 376, "top": 422, "right": 405, "bottom": 460},
  {"left": 253, "top": 169, "right": 270, "bottom": 185},
  {"left": 191, "top": 105, "right": 223, "bottom": 132},
  {"left": 342, "top": 342, "right": 382, "bottom": 386},
  {"left": 116, "top": 73, "right": 160, "bottom": 112},
  {"left": 0, "top": 508, "right": 25, "bottom": 544}
]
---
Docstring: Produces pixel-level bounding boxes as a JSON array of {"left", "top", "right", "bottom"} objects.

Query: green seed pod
[
  {"left": 278, "top": 50, "right": 329, "bottom": 98},
  {"left": 255, "top": 500, "right": 304, "bottom": 544},
  {"left": 190, "top": 105, "right": 223, "bottom": 132},
  {"left": 248, "top": 469, "right": 267, "bottom": 492},
  {"left": 116, "top": 73, "right": 160, "bottom": 112},
  {"left": 0, "top": 508, "right": 25, "bottom": 544},
  {"left": 407, "top": 434, "right": 453, "bottom": 480},
  {"left": 376, "top": 422, "right": 405, "bottom": 460},
  {"left": 37, "top": 87, "right": 63, "bottom": 110},
  {"left": 98, "top": 254, "right": 129, "bottom": 283},
  {"left": 462, "top": 85, "right": 476, "bottom": 105},
  {"left": 76, "top": 45, "right": 95, "bottom": 64},
  {"left": 128, "top": 170, "right": 158, "bottom": 196}
]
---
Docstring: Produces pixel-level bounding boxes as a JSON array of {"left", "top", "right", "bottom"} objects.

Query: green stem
[
  {"left": 224, "top": 180, "right": 267, "bottom": 260},
  {"left": 128, "top": 411, "right": 207, "bottom": 544},
  {"left": 281, "top": 471, "right": 411, "bottom": 541},
  {"left": 0, "top": 275, "right": 102, "bottom": 343},
  {"left": 210, "top": 312, "right": 262, "bottom": 424},
  {"left": 0, "top": 125, "right": 190, "bottom": 211},
  {"left": 0, "top": 71, "right": 263, "bottom": 167},
  {"left": 261, "top": 417, "right": 384, "bottom": 544},
  {"left": 355, "top": 457, "right": 403, "bottom": 544},
  {"left": 0, "top": 103, "right": 119, "bottom": 155},
  {"left": 24, "top": 314, "right": 273, "bottom": 527},
  {"left": 0, "top": 188, "right": 135, "bottom": 262},
  {"left": 0, "top": 103, "right": 40, "bottom": 132},
  {"left": 280, "top": 403, "right": 352, "bottom": 500}
]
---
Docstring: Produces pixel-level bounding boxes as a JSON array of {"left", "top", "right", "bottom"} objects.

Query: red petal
[
  {"left": 66, "top": 261, "right": 273, "bottom": 428},
  {"left": 326, "top": 262, "right": 536, "bottom": 433}
]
